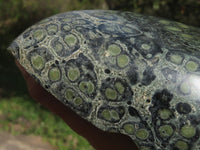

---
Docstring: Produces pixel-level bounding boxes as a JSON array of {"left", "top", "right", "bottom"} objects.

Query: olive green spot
[
  {"left": 115, "top": 82, "right": 125, "bottom": 94},
  {"left": 33, "top": 29, "right": 45, "bottom": 41},
  {"left": 141, "top": 44, "right": 151, "bottom": 50},
  {"left": 174, "top": 140, "right": 189, "bottom": 150},
  {"left": 49, "top": 67, "right": 60, "bottom": 82},
  {"left": 105, "top": 88, "right": 117, "bottom": 100},
  {"left": 74, "top": 97, "right": 83, "bottom": 105},
  {"left": 110, "top": 110, "right": 119, "bottom": 120},
  {"left": 79, "top": 81, "right": 94, "bottom": 94},
  {"left": 54, "top": 42, "right": 63, "bottom": 52},
  {"left": 47, "top": 24, "right": 57, "bottom": 34},
  {"left": 180, "top": 125, "right": 196, "bottom": 138},
  {"left": 159, "top": 125, "right": 173, "bottom": 137},
  {"left": 136, "top": 128, "right": 149, "bottom": 140},
  {"left": 67, "top": 67, "right": 80, "bottom": 82},
  {"left": 31, "top": 55, "right": 45, "bottom": 70},
  {"left": 101, "top": 109, "right": 111, "bottom": 121},
  {"left": 179, "top": 81, "right": 190, "bottom": 95},
  {"left": 65, "top": 89, "right": 75, "bottom": 101},
  {"left": 158, "top": 109, "right": 172, "bottom": 120},
  {"left": 186, "top": 61, "right": 198, "bottom": 72},
  {"left": 170, "top": 54, "right": 183, "bottom": 65},
  {"left": 64, "top": 34, "right": 77, "bottom": 47},
  {"left": 108, "top": 44, "right": 121, "bottom": 56},
  {"left": 79, "top": 81, "right": 87, "bottom": 92},
  {"left": 63, "top": 25, "right": 71, "bottom": 31},
  {"left": 117, "top": 54, "right": 130, "bottom": 68},
  {"left": 124, "top": 123, "right": 135, "bottom": 134},
  {"left": 165, "top": 26, "right": 182, "bottom": 32}
]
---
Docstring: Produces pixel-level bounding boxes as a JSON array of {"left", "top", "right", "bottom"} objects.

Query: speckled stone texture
[{"left": 8, "top": 10, "right": 200, "bottom": 150}]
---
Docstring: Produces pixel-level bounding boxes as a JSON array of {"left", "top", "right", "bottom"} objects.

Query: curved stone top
[{"left": 8, "top": 10, "right": 200, "bottom": 150}]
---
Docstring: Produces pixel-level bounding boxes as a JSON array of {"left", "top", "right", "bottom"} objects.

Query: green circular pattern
[
  {"left": 101, "top": 109, "right": 111, "bottom": 121},
  {"left": 117, "top": 54, "right": 129, "bottom": 68},
  {"left": 65, "top": 88, "right": 83, "bottom": 106},
  {"left": 46, "top": 24, "right": 58, "bottom": 35},
  {"left": 169, "top": 54, "right": 183, "bottom": 65},
  {"left": 100, "top": 108, "right": 121, "bottom": 122},
  {"left": 31, "top": 55, "right": 45, "bottom": 70},
  {"left": 74, "top": 97, "right": 83, "bottom": 105},
  {"left": 105, "top": 88, "right": 117, "bottom": 100},
  {"left": 79, "top": 81, "right": 94, "bottom": 94},
  {"left": 179, "top": 81, "right": 190, "bottom": 95},
  {"left": 62, "top": 24, "right": 71, "bottom": 32},
  {"left": 67, "top": 67, "right": 80, "bottom": 82},
  {"left": 158, "top": 124, "right": 173, "bottom": 138},
  {"left": 141, "top": 44, "right": 151, "bottom": 50},
  {"left": 136, "top": 128, "right": 149, "bottom": 140},
  {"left": 48, "top": 67, "right": 61, "bottom": 81},
  {"left": 65, "top": 88, "right": 75, "bottom": 101},
  {"left": 110, "top": 110, "right": 120, "bottom": 120},
  {"left": 108, "top": 44, "right": 121, "bottom": 56},
  {"left": 53, "top": 40, "right": 63, "bottom": 53},
  {"left": 64, "top": 34, "right": 77, "bottom": 47},
  {"left": 185, "top": 61, "right": 198, "bottom": 72},
  {"left": 180, "top": 125, "right": 196, "bottom": 138},
  {"left": 114, "top": 82, "right": 125, "bottom": 94},
  {"left": 158, "top": 109, "right": 172, "bottom": 120},
  {"left": 174, "top": 140, "right": 189, "bottom": 150},
  {"left": 33, "top": 29, "right": 45, "bottom": 42},
  {"left": 123, "top": 123, "right": 135, "bottom": 134}
]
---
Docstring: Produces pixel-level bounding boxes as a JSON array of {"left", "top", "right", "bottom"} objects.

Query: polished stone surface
[{"left": 8, "top": 10, "right": 200, "bottom": 150}]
